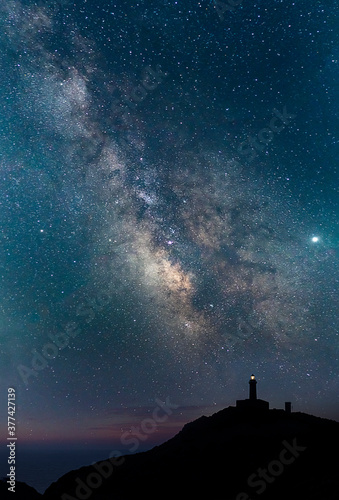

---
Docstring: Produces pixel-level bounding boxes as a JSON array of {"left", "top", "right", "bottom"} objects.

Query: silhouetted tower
[
  {"left": 236, "top": 374, "right": 269, "bottom": 411},
  {"left": 249, "top": 374, "right": 257, "bottom": 400}
]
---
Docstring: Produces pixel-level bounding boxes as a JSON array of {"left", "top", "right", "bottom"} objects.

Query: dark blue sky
[{"left": 0, "top": 0, "right": 338, "bottom": 451}]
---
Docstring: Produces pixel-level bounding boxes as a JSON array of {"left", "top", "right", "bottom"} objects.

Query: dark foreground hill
[
  {"left": 0, "top": 478, "right": 42, "bottom": 500},
  {"left": 4, "top": 407, "right": 339, "bottom": 500}
]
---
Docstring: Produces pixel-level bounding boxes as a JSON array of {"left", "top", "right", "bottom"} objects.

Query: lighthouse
[
  {"left": 249, "top": 374, "right": 257, "bottom": 400},
  {"left": 236, "top": 374, "right": 269, "bottom": 411}
]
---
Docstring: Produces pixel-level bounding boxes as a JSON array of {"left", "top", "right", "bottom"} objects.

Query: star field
[{"left": 0, "top": 0, "right": 338, "bottom": 449}]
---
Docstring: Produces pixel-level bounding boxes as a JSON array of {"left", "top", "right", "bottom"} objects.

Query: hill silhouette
[
  {"left": 4, "top": 405, "right": 337, "bottom": 500},
  {"left": 0, "top": 478, "right": 42, "bottom": 500}
]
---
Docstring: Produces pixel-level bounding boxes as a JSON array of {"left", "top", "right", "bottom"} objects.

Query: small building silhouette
[
  {"left": 236, "top": 374, "right": 269, "bottom": 411},
  {"left": 285, "top": 401, "right": 292, "bottom": 414}
]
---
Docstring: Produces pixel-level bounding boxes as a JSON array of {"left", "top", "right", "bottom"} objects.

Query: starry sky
[{"left": 0, "top": 0, "right": 338, "bottom": 452}]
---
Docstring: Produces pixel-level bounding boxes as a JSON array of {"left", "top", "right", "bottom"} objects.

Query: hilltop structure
[
  {"left": 236, "top": 374, "right": 270, "bottom": 411},
  {"left": 236, "top": 374, "right": 291, "bottom": 412}
]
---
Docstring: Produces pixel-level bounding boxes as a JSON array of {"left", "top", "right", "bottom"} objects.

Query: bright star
[{"left": 311, "top": 236, "right": 319, "bottom": 243}]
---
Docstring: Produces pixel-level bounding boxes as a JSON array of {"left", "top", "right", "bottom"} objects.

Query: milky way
[{"left": 0, "top": 0, "right": 338, "bottom": 449}]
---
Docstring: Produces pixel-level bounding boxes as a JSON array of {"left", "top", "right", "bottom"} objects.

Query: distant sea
[{"left": 0, "top": 448, "right": 114, "bottom": 494}]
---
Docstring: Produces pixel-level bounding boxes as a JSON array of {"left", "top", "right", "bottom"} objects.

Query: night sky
[{"left": 0, "top": 0, "right": 338, "bottom": 452}]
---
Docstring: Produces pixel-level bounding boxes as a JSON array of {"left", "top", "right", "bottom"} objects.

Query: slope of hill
[
  {"left": 39, "top": 406, "right": 339, "bottom": 500},
  {"left": 0, "top": 478, "right": 42, "bottom": 500}
]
